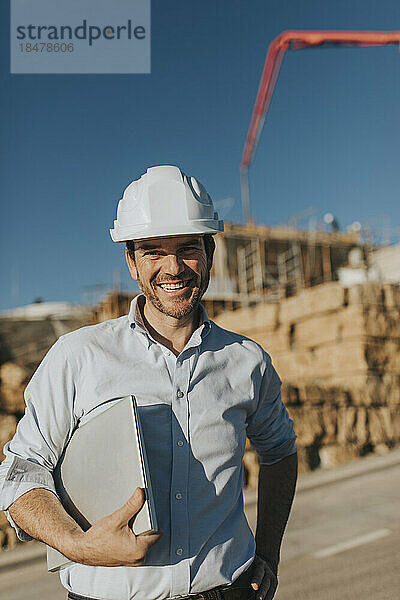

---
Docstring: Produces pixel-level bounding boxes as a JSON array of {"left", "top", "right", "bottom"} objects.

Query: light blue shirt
[{"left": 0, "top": 296, "right": 296, "bottom": 600}]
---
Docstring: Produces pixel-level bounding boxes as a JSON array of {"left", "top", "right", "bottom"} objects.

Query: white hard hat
[{"left": 110, "top": 165, "right": 224, "bottom": 242}]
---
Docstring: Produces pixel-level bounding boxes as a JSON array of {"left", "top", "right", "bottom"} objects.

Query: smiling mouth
[{"left": 157, "top": 280, "right": 192, "bottom": 292}]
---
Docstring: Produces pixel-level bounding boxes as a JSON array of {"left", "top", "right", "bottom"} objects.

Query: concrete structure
[
  {"left": 369, "top": 243, "right": 400, "bottom": 283},
  {"left": 213, "top": 223, "right": 363, "bottom": 304}
]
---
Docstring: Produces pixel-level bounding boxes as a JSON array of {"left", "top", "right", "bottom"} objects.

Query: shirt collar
[
  {"left": 128, "top": 294, "right": 211, "bottom": 348},
  {"left": 128, "top": 294, "right": 147, "bottom": 331}
]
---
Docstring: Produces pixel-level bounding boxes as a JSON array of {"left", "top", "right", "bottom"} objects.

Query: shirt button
[
  {"left": 176, "top": 548, "right": 183, "bottom": 556},
  {"left": 177, "top": 440, "right": 184, "bottom": 447},
  {"left": 175, "top": 492, "right": 182, "bottom": 500},
  {"left": 176, "top": 390, "right": 184, "bottom": 398}
]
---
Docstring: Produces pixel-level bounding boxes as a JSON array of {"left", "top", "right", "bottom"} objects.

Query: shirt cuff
[
  {"left": 0, "top": 455, "right": 58, "bottom": 542},
  {"left": 4, "top": 509, "right": 34, "bottom": 542},
  {"left": 1, "top": 481, "right": 59, "bottom": 542},
  {"left": 257, "top": 438, "right": 297, "bottom": 465}
]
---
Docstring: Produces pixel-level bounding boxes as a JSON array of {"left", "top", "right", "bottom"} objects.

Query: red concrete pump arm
[{"left": 240, "top": 30, "right": 400, "bottom": 221}]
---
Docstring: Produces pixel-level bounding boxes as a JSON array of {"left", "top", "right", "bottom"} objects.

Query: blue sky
[{"left": 1, "top": 0, "right": 400, "bottom": 309}]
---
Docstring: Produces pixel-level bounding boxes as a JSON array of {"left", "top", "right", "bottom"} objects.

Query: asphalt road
[
  {"left": 246, "top": 459, "right": 400, "bottom": 600},
  {"left": 1, "top": 456, "right": 399, "bottom": 600}
]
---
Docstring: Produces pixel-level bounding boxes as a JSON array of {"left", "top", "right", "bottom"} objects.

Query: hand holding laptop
[
  {"left": 66, "top": 487, "right": 162, "bottom": 567},
  {"left": 47, "top": 396, "right": 160, "bottom": 571}
]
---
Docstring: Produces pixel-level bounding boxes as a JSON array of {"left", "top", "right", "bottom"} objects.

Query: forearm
[
  {"left": 8, "top": 488, "right": 84, "bottom": 560},
  {"left": 255, "top": 452, "right": 298, "bottom": 573},
  {"left": 8, "top": 487, "right": 162, "bottom": 567}
]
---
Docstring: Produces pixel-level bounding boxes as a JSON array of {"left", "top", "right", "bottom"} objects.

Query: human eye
[
  {"left": 143, "top": 250, "right": 163, "bottom": 258},
  {"left": 180, "top": 245, "right": 199, "bottom": 255}
]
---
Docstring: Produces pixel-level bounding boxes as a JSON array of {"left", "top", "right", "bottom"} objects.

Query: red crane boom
[{"left": 241, "top": 30, "right": 400, "bottom": 222}]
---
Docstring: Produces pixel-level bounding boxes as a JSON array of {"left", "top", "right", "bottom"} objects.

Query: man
[{"left": 0, "top": 165, "right": 297, "bottom": 600}]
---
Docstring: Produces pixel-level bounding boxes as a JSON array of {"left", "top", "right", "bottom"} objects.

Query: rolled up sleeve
[
  {"left": 0, "top": 337, "right": 78, "bottom": 539},
  {"left": 247, "top": 356, "right": 296, "bottom": 465}
]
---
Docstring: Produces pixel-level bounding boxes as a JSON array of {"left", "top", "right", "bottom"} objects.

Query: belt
[
  {"left": 68, "top": 585, "right": 252, "bottom": 600},
  {"left": 172, "top": 587, "right": 253, "bottom": 600}
]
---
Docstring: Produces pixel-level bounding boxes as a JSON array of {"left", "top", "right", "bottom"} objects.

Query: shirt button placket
[{"left": 170, "top": 359, "right": 191, "bottom": 597}]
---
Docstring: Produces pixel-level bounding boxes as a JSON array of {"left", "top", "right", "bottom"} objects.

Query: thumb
[{"left": 114, "top": 487, "right": 145, "bottom": 525}]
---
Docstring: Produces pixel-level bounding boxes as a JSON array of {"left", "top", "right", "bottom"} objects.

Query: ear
[{"left": 125, "top": 247, "right": 139, "bottom": 281}]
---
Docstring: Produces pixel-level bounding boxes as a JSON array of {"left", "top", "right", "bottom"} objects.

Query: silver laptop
[{"left": 47, "top": 395, "right": 158, "bottom": 571}]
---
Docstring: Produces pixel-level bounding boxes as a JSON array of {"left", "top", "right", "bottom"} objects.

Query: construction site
[
  {"left": 1, "top": 23, "right": 400, "bottom": 600},
  {"left": 1, "top": 221, "right": 399, "bottom": 517}
]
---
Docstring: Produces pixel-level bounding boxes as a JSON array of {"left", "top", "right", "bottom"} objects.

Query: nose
[{"left": 163, "top": 253, "right": 184, "bottom": 277}]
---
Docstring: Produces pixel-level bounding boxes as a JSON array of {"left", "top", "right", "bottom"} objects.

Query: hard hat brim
[{"left": 110, "top": 220, "right": 224, "bottom": 243}]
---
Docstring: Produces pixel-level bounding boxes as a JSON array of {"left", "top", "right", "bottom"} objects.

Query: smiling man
[
  {"left": 0, "top": 165, "right": 297, "bottom": 600},
  {"left": 125, "top": 234, "right": 214, "bottom": 355},
  {"left": 127, "top": 235, "right": 211, "bottom": 319}
]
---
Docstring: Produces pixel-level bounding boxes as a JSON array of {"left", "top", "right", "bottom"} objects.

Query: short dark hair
[
  {"left": 125, "top": 240, "right": 136, "bottom": 261},
  {"left": 126, "top": 234, "right": 215, "bottom": 266}
]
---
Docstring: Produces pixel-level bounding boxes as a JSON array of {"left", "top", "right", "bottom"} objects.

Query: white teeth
[{"left": 159, "top": 282, "right": 187, "bottom": 291}]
